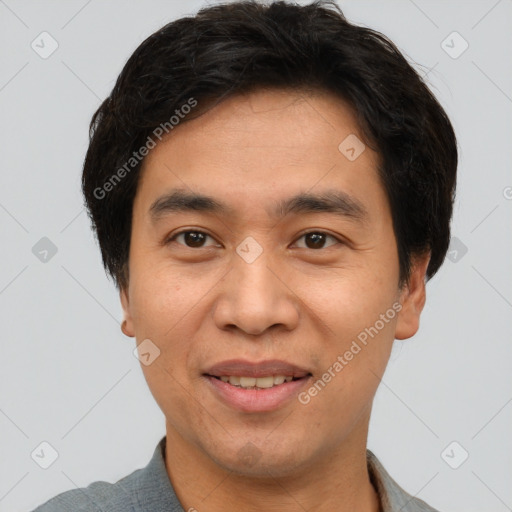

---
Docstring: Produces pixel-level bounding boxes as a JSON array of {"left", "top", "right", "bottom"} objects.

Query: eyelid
[
  {"left": 292, "top": 230, "right": 342, "bottom": 249},
  {"left": 166, "top": 229, "right": 220, "bottom": 247}
]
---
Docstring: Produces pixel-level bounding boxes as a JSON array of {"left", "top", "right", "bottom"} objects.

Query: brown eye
[
  {"left": 170, "top": 230, "right": 219, "bottom": 248},
  {"left": 295, "top": 232, "right": 340, "bottom": 249}
]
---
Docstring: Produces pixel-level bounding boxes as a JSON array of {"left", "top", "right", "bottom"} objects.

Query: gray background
[{"left": 1, "top": 0, "right": 511, "bottom": 511}]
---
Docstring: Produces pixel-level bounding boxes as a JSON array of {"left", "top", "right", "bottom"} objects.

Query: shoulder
[
  {"left": 30, "top": 466, "right": 143, "bottom": 512},
  {"left": 367, "top": 450, "right": 441, "bottom": 512},
  {"left": 31, "top": 437, "right": 181, "bottom": 512}
]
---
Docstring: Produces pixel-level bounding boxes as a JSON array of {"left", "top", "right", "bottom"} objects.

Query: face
[{"left": 121, "top": 88, "right": 428, "bottom": 477}]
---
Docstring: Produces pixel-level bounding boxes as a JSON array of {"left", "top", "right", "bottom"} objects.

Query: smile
[{"left": 214, "top": 375, "right": 296, "bottom": 389}]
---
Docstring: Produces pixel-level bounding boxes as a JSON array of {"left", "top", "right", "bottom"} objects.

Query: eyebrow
[{"left": 149, "top": 188, "right": 368, "bottom": 224}]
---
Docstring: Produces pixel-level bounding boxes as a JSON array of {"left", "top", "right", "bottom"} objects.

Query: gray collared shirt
[{"left": 32, "top": 437, "right": 440, "bottom": 511}]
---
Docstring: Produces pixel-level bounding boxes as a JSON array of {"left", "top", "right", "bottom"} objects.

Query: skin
[{"left": 120, "top": 88, "right": 430, "bottom": 512}]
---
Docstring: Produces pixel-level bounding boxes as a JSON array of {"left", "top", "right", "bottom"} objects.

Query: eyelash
[{"left": 166, "top": 229, "right": 343, "bottom": 250}]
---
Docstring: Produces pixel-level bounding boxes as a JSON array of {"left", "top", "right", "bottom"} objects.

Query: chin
[{"left": 205, "top": 437, "right": 313, "bottom": 479}]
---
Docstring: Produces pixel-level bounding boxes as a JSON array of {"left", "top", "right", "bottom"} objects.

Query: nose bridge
[
  {"left": 213, "top": 244, "right": 299, "bottom": 335},
  {"left": 235, "top": 249, "right": 276, "bottom": 303}
]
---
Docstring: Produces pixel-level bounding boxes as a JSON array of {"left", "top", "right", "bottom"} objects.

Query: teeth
[
  {"left": 239, "top": 376, "right": 257, "bottom": 387},
  {"left": 252, "top": 376, "right": 274, "bottom": 388},
  {"left": 217, "top": 375, "right": 297, "bottom": 389}
]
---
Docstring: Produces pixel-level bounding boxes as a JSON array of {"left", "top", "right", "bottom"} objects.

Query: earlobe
[
  {"left": 120, "top": 287, "right": 135, "bottom": 338},
  {"left": 394, "top": 253, "right": 430, "bottom": 340}
]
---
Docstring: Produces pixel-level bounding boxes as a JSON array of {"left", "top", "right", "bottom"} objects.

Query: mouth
[
  {"left": 203, "top": 359, "right": 313, "bottom": 412},
  {"left": 207, "top": 374, "right": 309, "bottom": 390}
]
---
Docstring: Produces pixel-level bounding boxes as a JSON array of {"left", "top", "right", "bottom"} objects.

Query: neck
[{"left": 164, "top": 412, "right": 381, "bottom": 512}]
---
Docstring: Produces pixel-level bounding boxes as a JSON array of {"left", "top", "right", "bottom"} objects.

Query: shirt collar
[
  {"left": 138, "top": 437, "right": 433, "bottom": 512},
  {"left": 367, "top": 449, "right": 437, "bottom": 511},
  {"left": 131, "top": 436, "right": 182, "bottom": 511}
]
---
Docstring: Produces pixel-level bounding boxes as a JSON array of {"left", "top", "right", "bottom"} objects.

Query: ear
[
  {"left": 395, "top": 252, "right": 431, "bottom": 340},
  {"left": 120, "top": 286, "right": 135, "bottom": 338}
]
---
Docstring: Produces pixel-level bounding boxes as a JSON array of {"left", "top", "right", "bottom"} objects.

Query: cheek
[
  {"left": 286, "top": 263, "right": 397, "bottom": 337},
  {"left": 130, "top": 266, "right": 226, "bottom": 380},
  {"left": 131, "top": 273, "right": 203, "bottom": 420},
  {"left": 130, "top": 266, "right": 202, "bottom": 332},
  {"left": 128, "top": 276, "right": 190, "bottom": 384},
  {"left": 300, "top": 314, "right": 396, "bottom": 431},
  {"left": 297, "top": 268, "right": 398, "bottom": 400}
]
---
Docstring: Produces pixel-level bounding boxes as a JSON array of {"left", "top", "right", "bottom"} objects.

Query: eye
[
  {"left": 293, "top": 231, "right": 341, "bottom": 250},
  {"left": 166, "top": 230, "right": 342, "bottom": 250},
  {"left": 167, "top": 230, "right": 220, "bottom": 248}
]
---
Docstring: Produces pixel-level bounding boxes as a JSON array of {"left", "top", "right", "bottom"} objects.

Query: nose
[{"left": 212, "top": 251, "right": 300, "bottom": 337}]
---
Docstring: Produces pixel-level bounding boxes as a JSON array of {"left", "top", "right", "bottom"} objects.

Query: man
[{"left": 33, "top": 1, "right": 457, "bottom": 510}]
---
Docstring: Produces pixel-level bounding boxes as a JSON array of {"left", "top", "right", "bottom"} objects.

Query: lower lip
[{"left": 204, "top": 375, "right": 312, "bottom": 413}]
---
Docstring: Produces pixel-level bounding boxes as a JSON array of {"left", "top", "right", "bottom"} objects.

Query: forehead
[
  {"left": 134, "top": 88, "right": 385, "bottom": 222},
  {"left": 148, "top": 88, "right": 366, "bottom": 161}
]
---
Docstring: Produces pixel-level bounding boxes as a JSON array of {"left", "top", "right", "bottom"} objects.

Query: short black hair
[{"left": 82, "top": 0, "right": 457, "bottom": 292}]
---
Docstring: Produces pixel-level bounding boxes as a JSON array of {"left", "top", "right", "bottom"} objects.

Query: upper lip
[{"left": 204, "top": 359, "right": 311, "bottom": 378}]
